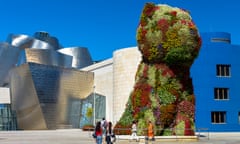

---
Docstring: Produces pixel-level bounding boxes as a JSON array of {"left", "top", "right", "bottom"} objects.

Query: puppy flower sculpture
[{"left": 115, "top": 3, "right": 201, "bottom": 136}]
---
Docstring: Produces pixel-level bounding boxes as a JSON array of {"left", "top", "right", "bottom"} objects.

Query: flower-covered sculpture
[{"left": 114, "top": 3, "right": 201, "bottom": 136}]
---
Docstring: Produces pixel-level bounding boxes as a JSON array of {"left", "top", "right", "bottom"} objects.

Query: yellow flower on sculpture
[{"left": 136, "top": 3, "right": 201, "bottom": 65}]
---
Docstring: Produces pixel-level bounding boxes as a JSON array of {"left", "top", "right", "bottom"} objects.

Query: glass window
[
  {"left": 216, "top": 64, "right": 231, "bottom": 77},
  {"left": 238, "top": 112, "right": 240, "bottom": 124},
  {"left": 214, "top": 88, "right": 229, "bottom": 100},
  {"left": 211, "top": 38, "right": 231, "bottom": 43},
  {"left": 0, "top": 104, "right": 17, "bottom": 130},
  {"left": 211, "top": 111, "right": 226, "bottom": 124}
]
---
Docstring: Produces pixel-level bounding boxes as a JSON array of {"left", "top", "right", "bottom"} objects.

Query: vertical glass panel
[
  {"left": 0, "top": 104, "right": 17, "bottom": 130},
  {"left": 79, "top": 93, "right": 106, "bottom": 128},
  {"left": 79, "top": 101, "right": 92, "bottom": 128}
]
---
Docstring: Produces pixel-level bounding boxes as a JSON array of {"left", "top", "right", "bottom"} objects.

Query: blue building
[{"left": 191, "top": 32, "right": 240, "bottom": 132}]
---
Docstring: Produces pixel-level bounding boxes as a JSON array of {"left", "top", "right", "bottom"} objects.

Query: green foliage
[
  {"left": 162, "top": 78, "right": 182, "bottom": 90},
  {"left": 135, "top": 63, "right": 145, "bottom": 82},
  {"left": 132, "top": 89, "right": 142, "bottom": 108},
  {"left": 136, "top": 109, "right": 156, "bottom": 135},
  {"left": 118, "top": 99, "right": 134, "bottom": 126},
  {"left": 158, "top": 74, "right": 169, "bottom": 86},
  {"left": 150, "top": 93, "right": 158, "bottom": 108},
  {"left": 186, "top": 94, "right": 195, "bottom": 104},
  {"left": 137, "top": 4, "right": 201, "bottom": 64},
  {"left": 162, "top": 28, "right": 182, "bottom": 51},
  {"left": 158, "top": 89, "right": 176, "bottom": 105},
  {"left": 163, "top": 129, "right": 172, "bottom": 136},
  {"left": 156, "top": 77, "right": 181, "bottom": 105},
  {"left": 116, "top": 3, "right": 200, "bottom": 136},
  {"left": 135, "top": 107, "right": 146, "bottom": 120},
  {"left": 145, "top": 109, "right": 156, "bottom": 134},
  {"left": 164, "top": 46, "right": 193, "bottom": 66},
  {"left": 148, "top": 45, "right": 160, "bottom": 62},
  {"left": 144, "top": 109, "right": 155, "bottom": 122},
  {"left": 179, "top": 91, "right": 190, "bottom": 101},
  {"left": 175, "top": 121, "right": 185, "bottom": 136},
  {"left": 147, "top": 65, "right": 157, "bottom": 86},
  {"left": 137, "top": 118, "right": 147, "bottom": 135}
]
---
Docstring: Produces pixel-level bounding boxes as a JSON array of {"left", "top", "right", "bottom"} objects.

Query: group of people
[
  {"left": 93, "top": 118, "right": 154, "bottom": 144},
  {"left": 131, "top": 120, "right": 154, "bottom": 142},
  {"left": 93, "top": 118, "right": 116, "bottom": 144}
]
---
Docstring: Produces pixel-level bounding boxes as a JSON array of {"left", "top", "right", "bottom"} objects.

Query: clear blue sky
[{"left": 0, "top": 0, "right": 239, "bottom": 61}]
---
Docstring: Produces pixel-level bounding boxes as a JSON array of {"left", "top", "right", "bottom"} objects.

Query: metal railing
[
  {"left": 86, "top": 127, "right": 210, "bottom": 140},
  {"left": 196, "top": 127, "right": 210, "bottom": 140}
]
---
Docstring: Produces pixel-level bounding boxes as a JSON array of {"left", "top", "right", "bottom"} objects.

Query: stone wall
[
  {"left": 0, "top": 87, "right": 10, "bottom": 104},
  {"left": 82, "top": 47, "right": 142, "bottom": 125},
  {"left": 113, "top": 47, "right": 141, "bottom": 124}
]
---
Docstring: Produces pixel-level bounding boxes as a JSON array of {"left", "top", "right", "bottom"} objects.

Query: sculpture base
[{"left": 118, "top": 135, "right": 198, "bottom": 142}]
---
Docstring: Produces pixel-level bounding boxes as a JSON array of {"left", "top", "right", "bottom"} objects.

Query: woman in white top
[{"left": 131, "top": 120, "right": 139, "bottom": 141}]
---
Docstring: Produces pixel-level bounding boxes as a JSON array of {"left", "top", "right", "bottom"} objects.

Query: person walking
[
  {"left": 131, "top": 120, "right": 139, "bottom": 141},
  {"left": 95, "top": 121, "right": 103, "bottom": 144},
  {"left": 101, "top": 118, "right": 108, "bottom": 136},
  {"left": 147, "top": 120, "right": 154, "bottom": 141},
  {"left": 101, "top": 117, "right": 108, "bottom": 144},
  {"left": 105, "top": 121, "right": 116, "bottom": 144}
]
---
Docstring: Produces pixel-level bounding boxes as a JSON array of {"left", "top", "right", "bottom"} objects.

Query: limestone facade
[
  {"left": 82, "top": 47, "right": 141, "bottom": 124},
  {"left": 81, "top": 58, "right": 114, "bottom": 122},
  {"left": 112, "top": 47, "right": 141, "bottom": 124},
  {"left": 0, "top": 87, "right": 10, "bottom": 104}
]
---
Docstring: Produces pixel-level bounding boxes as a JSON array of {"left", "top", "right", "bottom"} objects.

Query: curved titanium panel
[
  {"left": 10, "top": 64, "right": 47, "bottom": 130},
  {"left": 33, "top": 31, "right": 50, "bottom": 40},
  {"left": 44, "top": 36, "right": 61, "bottom": 50},
  {"left": 34, "top": 31, "right": 61, "bottom": 50},
  {"left": 0, "top": 42, "right": 20, "bottom": 86},
  {"left": 10, "top": 63, "right": 94, "bottom": 129},
  {"left": 25, "top": 49, "right": 72, "bottom": 68},
  {"left": 58, "top": 47, "right": 93, "bottom": 69},
  {"left": 7, "top": 34, "right": 56, "bottom": 50}
]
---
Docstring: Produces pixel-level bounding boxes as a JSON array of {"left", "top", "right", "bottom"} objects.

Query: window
[
  {"left": 211, "top": 111, "right": 226, "bottom": 124},
  {"left": 211, "top": 38, "right": 231, "bottom": 43},
  {"left": 214, "top": 88, "right": 229, "bottom": 100},
  {"left": 238, "top": 112, "right": 240, "bottom": 124},
  {"left": 216, "top": 64, "right": 230, "bottom": 77}
]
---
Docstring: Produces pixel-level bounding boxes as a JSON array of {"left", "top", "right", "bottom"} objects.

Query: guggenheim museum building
[{"left": 0, "top": 31, "right": 240, "bottom": 132}]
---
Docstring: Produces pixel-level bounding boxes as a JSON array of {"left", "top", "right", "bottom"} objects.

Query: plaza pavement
[{"left": 0, "top": 129, "right": 240, "bottom": 144}]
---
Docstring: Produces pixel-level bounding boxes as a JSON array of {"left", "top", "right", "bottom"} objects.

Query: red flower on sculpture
[
  {"left": 170, "top": 11, "right": 177, "bottom": 17},
  {"left": 143, "top": 3, "right": 157, "bottom": 16},
  {"left": 157, "top": 19, "right": 169, "bottom": 32}
]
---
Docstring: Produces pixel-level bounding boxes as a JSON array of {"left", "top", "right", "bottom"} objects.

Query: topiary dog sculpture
[{"left": 115, "top": 3, "right": 201, "bottom": 136}]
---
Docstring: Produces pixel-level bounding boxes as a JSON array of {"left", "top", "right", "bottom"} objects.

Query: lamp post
[{"left": 93, "top": 85, "right": 96, "bottom": 126}]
